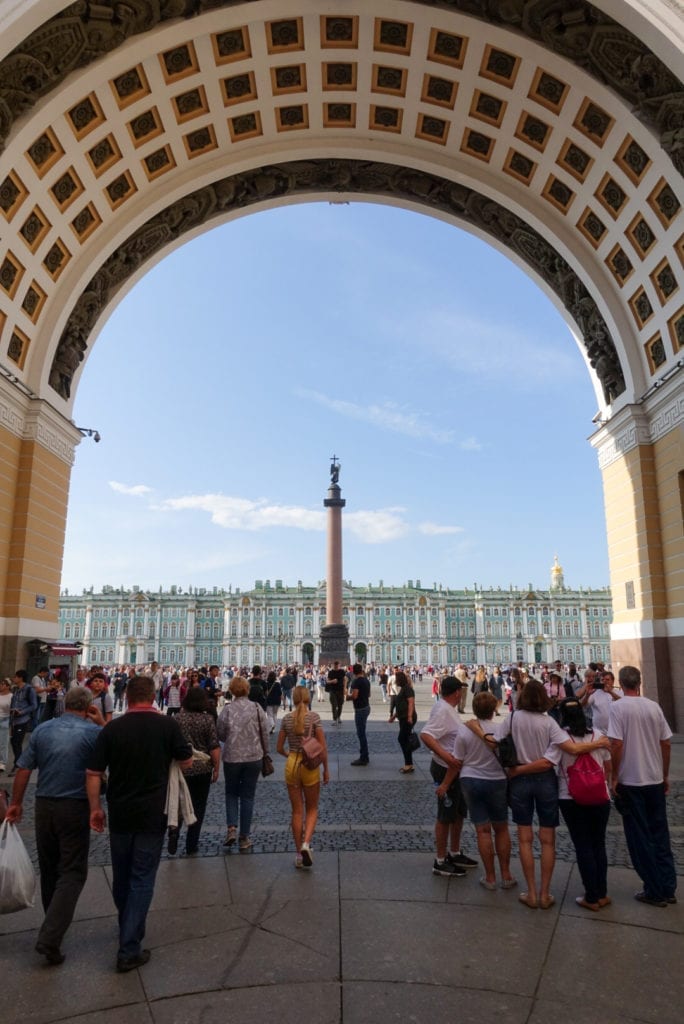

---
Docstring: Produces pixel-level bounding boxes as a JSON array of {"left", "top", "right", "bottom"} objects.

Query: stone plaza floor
[{"left": 1, "top": 702, "right": 683, "bottom": 1024}]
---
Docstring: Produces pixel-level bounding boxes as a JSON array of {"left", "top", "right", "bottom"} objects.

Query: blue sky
[{"left": 63, "top": 201, "right": 608, "bottom": 595}]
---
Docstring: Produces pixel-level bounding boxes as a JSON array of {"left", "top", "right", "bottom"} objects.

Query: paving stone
[
  {"left": 149, "top": 981, "right": 341, "bottom": 1024},
  {"left": 343, "top": 981, "right": 531, "bottom": 1024}
]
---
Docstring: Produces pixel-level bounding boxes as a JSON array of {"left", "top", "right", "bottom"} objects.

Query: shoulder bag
[
  {"left": 256, "top": 706, "right": 274, "bottom": 777},
  {"left": 494, "top": 710, "right": 519, "bottom": 768},
  {"left": 300, "top": 715, "right": 324, "bottom": 769}
]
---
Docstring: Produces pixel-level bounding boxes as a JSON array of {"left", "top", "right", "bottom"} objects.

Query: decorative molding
[
  {"left": 0, "top": 379, "right": 79, "bottom": 465},
  {"left": 49, "top": 158, "right": 626, "bottom": 404},
  {"left": 593, "top": 391, "right": 684, "bottom": 467},
  {"left": 648, "top": 394, "right": 684, "bottom": 443},
  {"left": 0, "top": 378, "right": 26, "bottom": 439},
  {"left": 0, "top": 2, "right": 683, "bottom": 174}
]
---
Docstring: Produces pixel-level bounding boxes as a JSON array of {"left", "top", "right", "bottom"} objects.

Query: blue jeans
[
  {"left": 0, "top": 717, "right": 9, "bottom": 765},
  {"left": 109, "top": 831, "right": 165, "bottom": 960},
  {"left": 223, "top": 760, "right": 261, "bottom": 837},
  {"left": 615, "top": 783, "right": 676, "bottom": 901},
  {"left": 354, "top": 706, "right": 370, "bottom": 761}
]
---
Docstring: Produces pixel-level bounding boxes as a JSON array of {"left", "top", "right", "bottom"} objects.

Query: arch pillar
[
  {"left": 592, "top": 382, "right": 684, "bottom": 725},
  {"left": 0, "top": 378, "right": 79, "bottom": 677}
]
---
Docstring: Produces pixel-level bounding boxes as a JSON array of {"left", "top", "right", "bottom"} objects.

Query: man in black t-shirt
[
  {"left": 86, "top": 675, "right": 192, "bottom": 973},
  {"left": 348, "top": 663, "right": 371, "bottom": 765},
  {"left": 327, "top": 660, "right": 347, "bottom": 724}
]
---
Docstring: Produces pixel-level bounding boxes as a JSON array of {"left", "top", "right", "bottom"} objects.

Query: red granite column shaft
[{"left": 327, "top": 502, "right": 343, "bottom": 624}]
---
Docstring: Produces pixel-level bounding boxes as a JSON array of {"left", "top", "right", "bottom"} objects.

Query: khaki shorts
[{"left": 285, "top": 750, "right": 321, "bottom": 788}]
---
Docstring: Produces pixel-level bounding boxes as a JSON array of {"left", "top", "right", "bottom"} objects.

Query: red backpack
[{"left": 566, "top": 735, "right": 609, "bottom": 806}]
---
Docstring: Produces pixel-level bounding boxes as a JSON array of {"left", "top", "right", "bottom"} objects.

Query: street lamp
[{"left": 76, "top": 426, "right": 101, "bottom": 442}]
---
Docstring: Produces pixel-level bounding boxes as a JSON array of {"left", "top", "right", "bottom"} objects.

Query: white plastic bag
[{"left": 0, "top": 820, "right": 36, "bottom": 914}]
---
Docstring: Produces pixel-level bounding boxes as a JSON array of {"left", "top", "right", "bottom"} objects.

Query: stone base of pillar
[
  {"left": 611, "top": 634, "right": 681, "bottom": 728},
  {"left": 319, "top": 624, "right": 349, "bottom": 667}
]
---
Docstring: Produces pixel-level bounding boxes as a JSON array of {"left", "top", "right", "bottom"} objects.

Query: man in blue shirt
[{"left": 5, "top": 687, "right": 104, "bottom": 964}]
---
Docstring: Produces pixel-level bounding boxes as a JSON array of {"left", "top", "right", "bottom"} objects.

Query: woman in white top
[
  {"left": 437, "top": 691, "right": 516, "bottom": 890},
  {"left": 468, "top": 679, "right": 609, "bottom": 910},
  {"left": 0, "top": 677, "right": 12, "bottom": 771},
  {"left": 557, "top": 698, "right": 612, "bottom": 911}
]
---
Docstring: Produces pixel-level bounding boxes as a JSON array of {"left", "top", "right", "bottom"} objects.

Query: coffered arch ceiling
[{"left": 0, "top": 1, "right": 683, "bottom": 416}]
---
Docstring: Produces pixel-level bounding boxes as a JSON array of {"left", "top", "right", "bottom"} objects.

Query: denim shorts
[
  {"left": 507, "top": 770, "right": 559, "bottom": 828},
  {"left": 460, "top": 777, "right": 509, "bottom": 825}
]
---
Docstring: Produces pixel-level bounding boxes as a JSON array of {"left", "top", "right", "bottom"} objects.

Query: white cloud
[
  {"left": 408, "top": 310, "right": 582, "bottom": 386},
  {"left": 296, "top": 388, "right": 454, "bottom": 443},
  {"left": 459, "top": 437, "right": 483, "bottom": 452},
  {"left": 418, "top": 522, "right": 464, "bottom": 536},
  {"left": 156, "top": 494, "right": 325, "bottom": 532},
  {"left": 109, "top": 480, "right": 153, "bottom": 496},
  {"left": 346, "top": 508, "right": 410, "bottom": 543}
]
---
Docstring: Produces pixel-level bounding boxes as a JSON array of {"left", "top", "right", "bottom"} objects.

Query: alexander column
[{"left": 319, "top": 456, "right": 350, "bottom": 665}]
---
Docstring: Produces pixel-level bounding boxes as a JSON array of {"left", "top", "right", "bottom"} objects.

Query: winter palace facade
[{"left": 57, "top": 560, "right": 612, "bottom": 669}]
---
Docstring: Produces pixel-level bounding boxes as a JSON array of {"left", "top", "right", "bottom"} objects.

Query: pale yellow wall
[
  {"left": 602, "top": 444, "right": 667, "bottom": 622},
  {"left": 652, "top": 426, "right": 684, "bottom": 620},
  {"left": 4, "top": 438, "right": 70, "bottom": 622}
]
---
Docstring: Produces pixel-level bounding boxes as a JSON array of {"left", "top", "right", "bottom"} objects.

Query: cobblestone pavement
[{"left": 6, "top": 727, "right": 683, "bottom": 872}]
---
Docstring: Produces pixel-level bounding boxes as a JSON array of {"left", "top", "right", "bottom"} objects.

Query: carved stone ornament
[
  {"left": 48, "top": 158, "right": 627, "bottom": 402},
  {"left": 319, "top": 623, "right": 350, "bottom": 664},
  {"left": 0, "top": 2, "right": 683, "bottom": 172}
]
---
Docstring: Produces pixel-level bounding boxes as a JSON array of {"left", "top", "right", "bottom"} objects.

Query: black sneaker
[
  {"left": 350, "top": 759, "right": 369, "bottom": 766},
  {"left": 35, "top": 941, "right": 65, "bottom": 965},
  {"left": 116, "top": 949, "right": 151, "bottom": 973},
  {"left": 432, "top": 859, "right": 466, "bottom": 877},
  {"left": 448, "top": 851, "right": 478, "bottom": 868},
  {"left": 634, "top": 890, "right": 668, "bottom": 908},
  {"left": 666, "top": 895, "right": 678, "bottom": 905}
]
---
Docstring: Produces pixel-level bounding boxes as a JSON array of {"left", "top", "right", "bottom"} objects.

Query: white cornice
[
  {"left": 0, "top": 376, "right": 81, "bottom": 466},
  {"left": 591, "top": 380, "right": 684, "bottom": 468}
]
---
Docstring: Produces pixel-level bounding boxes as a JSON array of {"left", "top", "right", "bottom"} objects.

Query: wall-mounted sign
[{"left": 35, "top": 594, "right": 46, "bottom": 609}]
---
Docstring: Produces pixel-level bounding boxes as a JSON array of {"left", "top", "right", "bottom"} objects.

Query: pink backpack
[{"left": 566, "top": 735, "right": 608, "bottom": 805}]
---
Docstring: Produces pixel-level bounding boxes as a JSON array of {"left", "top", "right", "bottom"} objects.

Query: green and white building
[{"left": 58, "top": 558, "right": 612, "bottom": 669}]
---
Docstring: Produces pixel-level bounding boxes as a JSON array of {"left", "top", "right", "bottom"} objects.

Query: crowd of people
[{"left": 0, "top": 656, "right": 677, "bottom": 973}]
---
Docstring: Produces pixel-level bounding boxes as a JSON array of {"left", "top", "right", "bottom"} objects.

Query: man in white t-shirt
[
  {"left": 420, "top": 676, "right": 477, "bottom": 877},
  {"left": 608, "top": 665, "right": 676, "bottom": 908}
]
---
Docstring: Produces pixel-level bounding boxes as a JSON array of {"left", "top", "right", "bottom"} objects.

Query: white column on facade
[{"left": 475, "top": 601, "right": 485, "bottom": 663}]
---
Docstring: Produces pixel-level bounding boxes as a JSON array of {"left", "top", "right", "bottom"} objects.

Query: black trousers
[
  {"left": 10, "top": 721, "right": 30, "bottom": 766},
  {"left": 397, "top": 720, "right": 415, "bottom": 766},
  {"left": 182, "top": 773, "right": 212, "bottom": 854},
  {"left": 34, "top": 797, "right": 90, "bottom": 949},
  {"left": 329, "top": 691, "right": 344, "bottom": 721},
  {"left": 559, "top": 798, "right": 610, "bottom": 903}
]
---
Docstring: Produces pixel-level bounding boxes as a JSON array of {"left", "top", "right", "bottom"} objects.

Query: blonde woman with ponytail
[{"left": 277, "top": 685, "right": 329, "bottom": 868}]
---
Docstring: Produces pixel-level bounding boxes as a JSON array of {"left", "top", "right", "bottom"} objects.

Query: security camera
[{"left": 93, "top": 431, "right": 101, "bottom": 443}]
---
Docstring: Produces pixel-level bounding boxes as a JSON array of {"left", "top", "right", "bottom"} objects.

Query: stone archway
[{"left": 0, "top": 1, "right": 683, "bottom": 723}]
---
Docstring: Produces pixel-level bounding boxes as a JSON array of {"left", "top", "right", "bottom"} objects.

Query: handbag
[
  {"left": 494, "top": 711, "right": 519, "bottom": 768},
  {"left": 300, "top": 716, "right": 324, "bottom": 769},
  {"left": 408, "top": 729, "right": 421, "bottom": 752},
  {"left": 566, "top": 734, "right": 609, "bottom": 805},
  {"left": 257, "top": 707, "right": 274, "bottom": 777}
]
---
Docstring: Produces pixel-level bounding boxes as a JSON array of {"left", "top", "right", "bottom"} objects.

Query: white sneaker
[{"left": 300, "top": 842, "right": 313, "bottom": 867}]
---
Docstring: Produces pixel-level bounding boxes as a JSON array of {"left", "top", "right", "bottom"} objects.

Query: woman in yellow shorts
[{"left": 277, "top": 686, "right": 329, "bottom": 868}]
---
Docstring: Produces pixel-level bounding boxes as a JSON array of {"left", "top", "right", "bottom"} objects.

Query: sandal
[
  {"left": 399, "top": 765, "right": 415, "bottom": 773},
  {"left": 539, "top": 895, "right": 556, "bottom": 910},
  {"left": 223, "top": 826, "right": 237, "bottom": 847},
  {"left": 575, "top": 897, "right": 600, "bottom": 912},
  {"left": 518, "top": 893, "right": 538, "bottom": 909},
  {"left": 597, "top": 896, "right": 612, "bottom": 908},
  {"left": 500, "top": 878, "right": 518, "bottom": 889}
]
